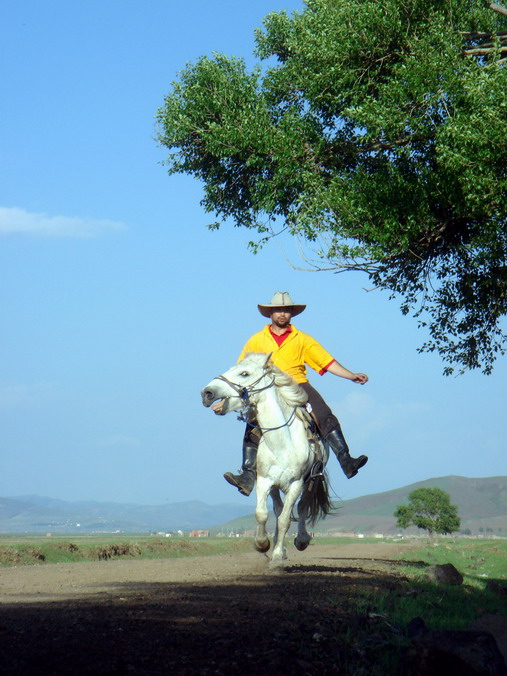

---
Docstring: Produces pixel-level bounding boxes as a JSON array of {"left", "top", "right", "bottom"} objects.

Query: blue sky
[{"left": 1, "top": 0, "right": 506, "bottom": 508}]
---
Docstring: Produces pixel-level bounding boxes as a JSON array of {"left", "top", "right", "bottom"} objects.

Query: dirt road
[{"left": 0, "top": 542, "right": 419, "bottom": 675}]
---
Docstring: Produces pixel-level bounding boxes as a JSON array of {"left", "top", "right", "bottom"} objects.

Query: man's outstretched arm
[{"left": 326, "top": 360, "right": 368, "bottom": 385}]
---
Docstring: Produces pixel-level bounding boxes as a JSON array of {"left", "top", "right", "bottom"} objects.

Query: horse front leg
[
  {"left": 270, "top": 480, "right": 303, "bottom": 567},
  {"left": 270, "top": 488, "right": 284, "bottom": 554},
  {"left": 254, "top": 476, "right": 272, "bottom": 553}
]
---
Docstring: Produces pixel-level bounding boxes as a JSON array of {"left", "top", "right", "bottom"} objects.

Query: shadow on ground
[{"left": 0, "top": 558, "right": 504, "bottom": 675}]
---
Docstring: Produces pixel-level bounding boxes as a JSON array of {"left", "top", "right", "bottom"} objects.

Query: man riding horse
[{"left": 213, "top": 291, "right": 369, "bottom": 496}]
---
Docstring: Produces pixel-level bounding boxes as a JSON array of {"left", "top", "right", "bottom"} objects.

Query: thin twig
[
  {"left": 490, "top": 3, "right": 507, "bottom": 17},
  {"left": 464, "top": 46, "right": 507, "bottom": 55}
]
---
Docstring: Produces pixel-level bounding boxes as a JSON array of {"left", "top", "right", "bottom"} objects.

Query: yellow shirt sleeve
[{"left": 301, "top": 333, "right": 335, "bottom": 374}]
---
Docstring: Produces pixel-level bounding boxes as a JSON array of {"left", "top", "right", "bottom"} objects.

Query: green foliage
[
  {"left": 394, "top": 487, "right": 461, "bottom": 535},
  {"left": 157, "top": 0, "right": 507, "bottom": 374}
]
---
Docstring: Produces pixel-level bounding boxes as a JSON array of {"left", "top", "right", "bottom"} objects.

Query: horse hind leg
[
  {"left": 294, "top": 489, "right": 312, "bottom": 552},
  {"left": 295, "top": 471, "right": 332, "bottom": 551}
]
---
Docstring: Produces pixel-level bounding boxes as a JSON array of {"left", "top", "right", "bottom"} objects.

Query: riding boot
[
  {"left": 325, "top": 427, "right": 368, "bottom": 479},
  {"left": 223, "top": 443, "right": 257, "bottom": 496}
]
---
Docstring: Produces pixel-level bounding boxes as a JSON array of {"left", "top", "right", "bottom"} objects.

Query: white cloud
[
  {"left": 330, "top": 391, "right": 431, "bottom": 442},
  {"left": 0, "top": 381, "right": 59, "bottom": 409},
  {"left": 0, "top": 206, "right": 126, "bottom": 238}
]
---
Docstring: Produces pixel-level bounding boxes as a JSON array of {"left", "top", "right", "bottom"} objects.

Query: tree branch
[
  {"left": 461, "top": 31, "right": 507, "bottom": 38},
  {"left": 490, "top": 3, "right": 507, "bottom": 17},
  {"left": 463, "top": 46, "right": 507, "bottom": 55}
]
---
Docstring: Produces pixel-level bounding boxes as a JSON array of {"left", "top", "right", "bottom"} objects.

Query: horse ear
[{"left": 263, "top": 352, "right": 273, "bottom": 368}]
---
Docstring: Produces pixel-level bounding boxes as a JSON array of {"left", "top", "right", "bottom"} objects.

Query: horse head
[{"left": 201, "top": 352, "right": 273, "bottom": 415}]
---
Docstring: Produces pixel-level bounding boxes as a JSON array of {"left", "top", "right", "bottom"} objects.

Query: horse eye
[{"left": 240, "top": 371, "right": 249, "bottom": 377}]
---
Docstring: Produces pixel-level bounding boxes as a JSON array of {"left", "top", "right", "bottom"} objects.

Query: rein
[
  {"left": 238, "top": 406, "right": 299, "bottom": 433},
  {"left": 214, "top": 371, "right": 298, "bottom": 433}
]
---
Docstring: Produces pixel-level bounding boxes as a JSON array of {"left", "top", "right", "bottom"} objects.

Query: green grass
[
  {"left": 0, "top": 533, "right": 402, "bottom": 566},
  {"left": 399, "top": 538, "right": 507, "bottom": 582},
  {"left": 353, "top": 538, "right": 507, "bottom": 630},
  {"left": 0, "top": 534, "right": 252, "bottom": 566},
  {"left": 323, "top": 538, "right": 507, "bottom": 675}
]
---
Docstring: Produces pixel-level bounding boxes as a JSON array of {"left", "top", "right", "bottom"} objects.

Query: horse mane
[
  {"left": 241, "top": 353, "right": 308, "bottom": 407},
  {"left": 266, "top": 361, "right": 308, "bottom": 408}
]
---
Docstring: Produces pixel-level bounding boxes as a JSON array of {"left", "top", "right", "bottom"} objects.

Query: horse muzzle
[{"left": 201, "top": 387, "right": 218, "bottom": 407}]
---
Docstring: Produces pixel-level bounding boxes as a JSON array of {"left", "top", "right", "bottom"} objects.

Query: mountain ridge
[
  {"left": 1, "top": 475, "right": 506, "bottom": 535},
  {"left": 213, "top": 475, "right": 507, "bottom": 536},
  {"left": 0, "top": 496, "right": 253, "bottom": 533}
]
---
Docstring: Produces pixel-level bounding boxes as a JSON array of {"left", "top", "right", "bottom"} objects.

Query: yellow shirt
[{"left": 238, "top": 324, "right": 335, "bottom": 384}]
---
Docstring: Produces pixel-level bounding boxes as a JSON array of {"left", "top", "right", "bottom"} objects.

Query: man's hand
[{"left": 351, "top": 373, "right": 368, "bottom": 385}]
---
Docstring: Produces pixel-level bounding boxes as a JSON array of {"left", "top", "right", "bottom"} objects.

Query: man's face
[{"left": 270, "top": 308, "right": 292, "bottom": 328}]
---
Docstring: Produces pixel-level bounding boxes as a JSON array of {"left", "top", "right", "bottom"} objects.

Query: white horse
[{"left": 201, "top": 353, "right": 332, "bottom": 567}]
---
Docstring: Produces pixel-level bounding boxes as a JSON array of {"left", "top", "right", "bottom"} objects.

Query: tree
[
  {"left": 394, "top": 487, "right": 461, "bottom": 536},
  {"left": 156, "top": 0, "right": 507, "bottom": 375}
]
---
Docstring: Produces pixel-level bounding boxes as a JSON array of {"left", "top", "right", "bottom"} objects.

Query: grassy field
[
  {"left": 1, "top": 534, "right": 506, "bottom": 573},
  {"left": 399, "top": 538, "right": 507, "bottom": 582},
  {"left": 314, "top": 537, "right": 507, "bottom": 673},
  {"left": 342, "top": 537, "right": 507, "bottom": 635},
  {"left": 0, "top": 533, "right": 253, "bottom": 566},
  {"left": 0, "top": 533, "right": 396, "bottom": 566}
]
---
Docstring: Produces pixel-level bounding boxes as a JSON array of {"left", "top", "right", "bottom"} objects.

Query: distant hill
[
  {"left": 213, "top": 476, "right": 507, "bottom": 537},
  {"left": 0, "top": 496, "right": 253, "bottom": 534},
  {"left": 1, "top": 476, "right": 506, "bottom": 535}
]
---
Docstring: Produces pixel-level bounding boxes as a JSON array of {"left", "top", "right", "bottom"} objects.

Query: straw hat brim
[{"left": 257, "top": 304, "right": 306, "bottom": 318}]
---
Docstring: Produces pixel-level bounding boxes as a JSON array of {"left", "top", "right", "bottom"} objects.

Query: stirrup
[{"left": 306, "top": 461, "right": 324, "bottom": 483}]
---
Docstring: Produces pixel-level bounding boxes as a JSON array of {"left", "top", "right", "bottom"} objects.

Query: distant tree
[
  {"left": 394, "top": 487, "right": 460, "bottom": 536},
  {"left": 156, "top": 0, "right": 507, "bottom": 375}
]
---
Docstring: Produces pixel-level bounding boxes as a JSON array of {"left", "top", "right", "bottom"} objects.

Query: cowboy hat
[{"left": 258, "top": 291, "right": 306, "bottom": 318}]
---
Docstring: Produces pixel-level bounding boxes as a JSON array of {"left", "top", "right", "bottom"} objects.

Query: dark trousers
[
  {"left": 300, "top": 381, "right": 340, "bottom": 439},
  {"left": 244, "top": 381, "right": 340, "bottom": 447}
]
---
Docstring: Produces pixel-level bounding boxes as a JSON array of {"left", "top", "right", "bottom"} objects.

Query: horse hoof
[
  {"left": 294, "top": 538, "right": 310, "bottom": 552},
  {"left": 268, "top": 559, "right": 285, "bottom": 572},
  {"left": 255, "top": 539, "right": 270, "bottom": 553}
]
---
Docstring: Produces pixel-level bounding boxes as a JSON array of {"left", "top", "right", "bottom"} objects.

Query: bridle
[
  {"left": 214, "top": 370, "right": 298, "bottom": 432},
  {"left": 214, "top": 371, "right": 275, "bottom": 407}
]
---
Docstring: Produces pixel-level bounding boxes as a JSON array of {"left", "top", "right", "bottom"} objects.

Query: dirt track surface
[{"left": 0, "top": 542, "right": 420, "bottom": 675}]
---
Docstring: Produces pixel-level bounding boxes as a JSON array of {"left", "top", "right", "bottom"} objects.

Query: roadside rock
[
  {"left": 427, "top": 563, "right": 463, "bottom": 585},
  {"left": 401, "top": 629, "right": 507, "bottom": 675}
]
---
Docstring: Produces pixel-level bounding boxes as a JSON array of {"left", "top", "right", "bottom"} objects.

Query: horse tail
[{"left": 300, "top": 470, "right": 334, "bottom": 527}]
